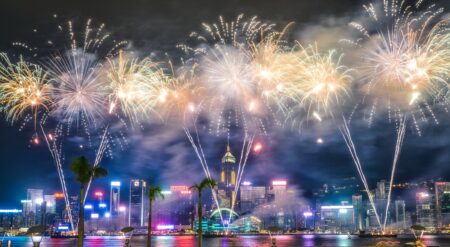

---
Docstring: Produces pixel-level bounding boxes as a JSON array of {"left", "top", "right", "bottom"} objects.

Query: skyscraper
[
  {"left": 218, "top": 145, "right": 237, "bottom": 209},
  {"left": 110, "top": 181, "right": 121, "bottom": 216},
  {"left": 352, "top": 194, "right": 363, "bottom": 231},
  {"left": 394, "top": 200, "right": 406, "bottom": 230},
  {"left": 27, "top": 189, "right": 44, "bottom": 213},
  {"left": 416, "top": 192, "right": 436, "bottom": 230},
  {"left": 435, "top": 182, "right": 450, "bottom": 229},
  {"left": 26, "top": 189, "right": 43, "bottom": 225},
  {"left": 129, "top": 179, "right": 147, "bottom": 227}
]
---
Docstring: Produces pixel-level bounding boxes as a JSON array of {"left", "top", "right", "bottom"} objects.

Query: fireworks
[
  {"left": 107, "top": 51, "right": 170, "bottom": 123},
  {"left": 0, "top": 53, "right": 52, "bottom": 124},
  {"left": 293, "top": 45, "right": 353, "bottom": 117},
  {"left": 349, "top": 0, "right": 450, "bottom": 118},
  {"left": 47, "top": 50, "right": 108, "bottom": 125}
]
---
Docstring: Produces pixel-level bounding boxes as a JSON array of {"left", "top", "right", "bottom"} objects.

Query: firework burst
[
  {"left": 107, "top": 51, "right": 170, "bottom": 124},
  {"left": 0, "top": 53, "right": 52, "bottom": 125}
]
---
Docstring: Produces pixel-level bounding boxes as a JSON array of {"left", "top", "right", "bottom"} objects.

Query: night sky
[{"left": 0, "top": 0, "right": 449, "bottom": 207}]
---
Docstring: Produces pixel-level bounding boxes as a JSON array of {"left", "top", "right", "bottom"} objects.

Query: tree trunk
[
  {"left": 78, "top": 186, "right": 85, "bottom": 247},
  {"left": 198, "top": 191, "right": 202, "bottom": 247},
  {"left": 147, "top": 199, "right": 152, "bottom": 247}
]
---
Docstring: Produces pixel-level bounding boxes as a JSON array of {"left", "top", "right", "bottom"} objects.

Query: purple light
[
  {"left": 303, "top": 212, "right": 313, "bottom": 217},
  {"left": 156, "top": 224, "right": 174, "bottom": 230}
]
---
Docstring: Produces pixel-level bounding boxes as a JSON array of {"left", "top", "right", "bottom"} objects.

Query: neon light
[
  {"left": 242, "top": 181, "right": 252, "bottom": 186},
  {"left": 111, "top": 181, "right": 121, "bottom": 186},
  {"left": 21, "top": 200, "right": 32, "bottom": 203},
  {"left": 54, "top": 193, "right": 65, "bottom": 198},
  {"left": 303, "top": 212, "right": 313, "bottom": 217},
  {"left": 0, "top": 209, "right": 22, "bottom": 213},
  {"left": 57, "top": 226, "right": 69, "bottom": 230},
  {"left": 161, "top": 191, "right": 172, "bottom": 195},
  {"left": 84, "top": 204, "right": 93, "bottom": 209},
  {"left": 91, "top": 213, "right": 99, "bottom": 219},
  {"left": 180, "top": 190, "right": 191, "bottom": 194},
  {"left": 99, "top": 203, "right": 107, "bottom": 208},
  {"left": 272, "top": 180, "right": 287, "bottom": 186},
  {"left": 119, "top": 206, "right": 126, "bottom": 212},
  {"left": 94, "top": 191, "right": 103, "bottom": 197},
  {"left": 156, "top": 224, "right": 174, "bottom": 230},
  {"left": 321, "top": 205, "right": 353, "bottom": 209},
  {"left": 35, "top": 198, "right": 44, "bottom": 204},
  {"left": 105, "top": 212, "right": 111, "bottom": 218}
]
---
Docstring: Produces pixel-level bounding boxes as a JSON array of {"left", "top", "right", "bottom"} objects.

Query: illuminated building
[
  {"left": 170, "top": 186, "right": 194, "bottom": 227},
  {"left": 239, "top": 182, "right": 267, "bottom": 213},
  {"left": 26, "top": 189, "right": 43, "bottom": 225},
  {"left": 218, "top": 145, "right": 237, "bottom": 209},
  {"left": 394, "top": 200, "right": 407, "bottom": 230},
  {"left": 219, "top": 145, "right": 237, "bottom": 208},
  {"left": 319, "top": 205, "right": 355, "bottom": 233},
  {"left": 68, "top": 195, "right": 79, "bottom": 226},
  {"left": 352, "top": 194, "right": 364, "bottom": 231},
  {"left": 416, "top": 192, "right": 436, "bottom": 230},
  {"left": 435, "top": 182, "right": 450, "bottom": 229},
  {"left": 110, "top": 181, "right": 121, "bottom": 216},
  {"left": 129, "top": 179, "right": 147, "bottom": 227},
  {"left": 0, "top": 209, "right": 23, "bottom": 228},
  {"left": 44, "top": 194, "right": 56, "bottom": 214}
]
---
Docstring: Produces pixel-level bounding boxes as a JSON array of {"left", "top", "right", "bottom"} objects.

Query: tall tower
[
  {"left": 129, "top": 179, "right": 147, "bottom": 227},
  {"left": 110, "top": 181, "right": 121, "bottom": 216},
  {"left": 218, "top": 145, "right": 237, "bottom": 208}
]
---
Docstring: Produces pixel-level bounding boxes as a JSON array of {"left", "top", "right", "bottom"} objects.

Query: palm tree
[
  {"left": 147, "top": 186, "right": 164, "bottom": 247},
  {"left": 190, "top": 178, "right": 217, "bottom": 247},
  {"left": 70, "top": 156, "right": 107, "bottom": 247}
]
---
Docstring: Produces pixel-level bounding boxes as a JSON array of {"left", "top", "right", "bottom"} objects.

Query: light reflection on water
[{"left": 1, "top": 235, "right": 450, "bottom": 247}]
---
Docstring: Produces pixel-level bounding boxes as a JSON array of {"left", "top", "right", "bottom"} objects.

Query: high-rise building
[
  {"left": 319, "top": 205, "right": 355, "bottom": 233},
  {"left": 110, "top": 181, "right": 121, "bottom": 216},
  {"left": 129, "top": 179, "right": 147, "bottom": 227},
  {"left": 239, "top": 182, "right": 267, "bottom": 213},
  {"left": 416, "top": 192, "right": 436, "bottom": 230},
  {"left": 352, "top": 194, "right": 364, "bottom": 231},
  {"left": 26, "top": 189, "right": 43, "bottom": 225},
  {"left": 394, "top": 200, "right": 406, "bottom": 230},
  {"left": 27, "top": 189, "right": 44, "bottom": 213},
  {"left": 218, "top": 145, "right": 237, "bottom": 209},
  {"left": 435, "top": 182, "right": 450, "bottom": 229},
  {"left": 44, "top": 194, "right": 56, "bottom": 214}
]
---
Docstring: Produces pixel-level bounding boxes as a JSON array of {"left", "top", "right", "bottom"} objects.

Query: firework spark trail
[
  {"left": 83, "top": 127, "right": 110, "bottom": 203},
  {"left": 183, "top": 125, "right": 225, "bottom": 224},
  {"left": 40, "top": 124, "right": 74, "bottom": 231},
  {"left": 383, "top": 115, "right": 407, "bottom": 231},
  {"left": 339, "top": 117, "right": 382, "bottom": 229},
  {"left": 228, "top": 133, "right": 255, "bottom": 228}
]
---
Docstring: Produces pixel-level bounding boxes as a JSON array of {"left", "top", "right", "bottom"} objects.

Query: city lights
[
  {"left": 94, "top": 191, "right": 104, "bottom": 197},
  {"left": 91, "top": 213, "right": 99, "bottom": 219},
  {"left": 84, "top": 204, "right": 93, "bottom": 209},
  {"left": 156, "top": 224, "right": 175, "bottom": 230},
  {"left": 54, "top": 193, "right": 64, "bottom": 198},
  {"left": 0, "top": 209, "right": 22, "bottom": 213},
  {"left": 111, "top": 181, "right": 121, "bottom": 186},
  {"left": 303, "top": 212, "right": 313, "bottom": 217},
  {"left": 272, "top": 180, "right": 287, "bottom": 186}
]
